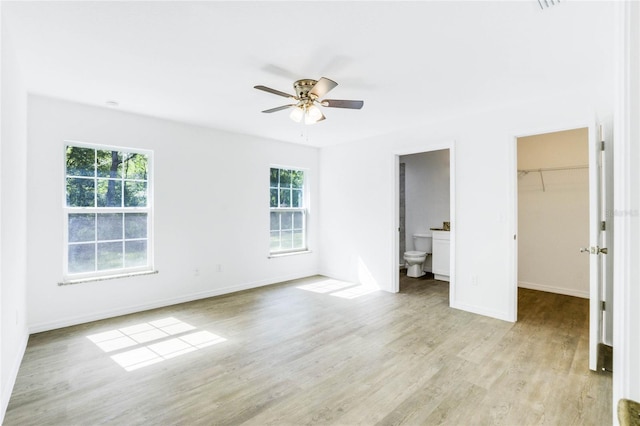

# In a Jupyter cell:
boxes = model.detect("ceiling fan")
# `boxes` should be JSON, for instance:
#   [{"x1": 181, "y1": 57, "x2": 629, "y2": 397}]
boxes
[{"x1": 254, "y1": 77, "x2": 364, "y2": 125}]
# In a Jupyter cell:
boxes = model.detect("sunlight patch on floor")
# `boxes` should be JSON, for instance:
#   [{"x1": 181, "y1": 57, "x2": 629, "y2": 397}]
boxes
[
  {"x1": 296, "y1": 279, "x2": 355, "y2": 294},
  {"x1": 330, "y1": 285, "x2": 379, "y2": 299},
  {"x1": 87, "y1": 317, "x2": 226, "y2": 371},
  {"x1": 296, "y1": 277, "x2": 379, "y2": 299}
]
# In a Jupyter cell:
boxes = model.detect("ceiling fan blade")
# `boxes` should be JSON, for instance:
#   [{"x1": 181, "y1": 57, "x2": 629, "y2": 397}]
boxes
[
  {"x1": 262, "y1": 104, "x2": 295, "y2": 113},
  {"x1": 309, "y1": 77, "x2": 338, "y2": 98},
  {"x1": 254, "y1": 85, "x2": 296, "y2": 99},
  {"x1": 322, "y1": 99, "x2": 364, "y2": 109}
]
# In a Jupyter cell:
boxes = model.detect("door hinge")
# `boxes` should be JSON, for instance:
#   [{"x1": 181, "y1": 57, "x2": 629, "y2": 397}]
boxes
[
  {"x1": 601, "y1": 221, "x2": 606, "y2": 231},
  {"x1": 601, "y1": 140, "x2": 605, "y2": 151},
  {"x1": 601, "y1": 300, "x2": 606, "y2": 311}
]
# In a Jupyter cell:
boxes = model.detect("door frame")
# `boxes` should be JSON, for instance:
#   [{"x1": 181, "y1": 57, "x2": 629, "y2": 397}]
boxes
[
  {"x1": 508, "y1": 121, "x2": 601, "y2": 370},
  {"x1": 391, "y1": 140, "x2": 456, "y2": 304}
]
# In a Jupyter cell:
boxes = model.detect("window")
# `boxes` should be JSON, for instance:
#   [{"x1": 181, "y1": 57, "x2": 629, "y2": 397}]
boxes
[
  {"x1": 270, "y1": 167, "x2": 307, "y2": 254},
  {"x1": 64, "y1": 143, "x2": 152, "y2": 280}
]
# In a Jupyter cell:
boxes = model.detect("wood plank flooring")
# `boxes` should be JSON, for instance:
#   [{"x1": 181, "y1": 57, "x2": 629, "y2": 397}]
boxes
[{"x1": 4, "y1": 274, "x2": 612, "y2": 425}]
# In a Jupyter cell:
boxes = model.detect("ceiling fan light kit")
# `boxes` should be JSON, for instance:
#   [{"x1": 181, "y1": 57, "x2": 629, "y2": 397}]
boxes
[
  {"x1": 289, "y1": 106, "x2": 305, "y2": 123},
  {"x1": 254, "y1": 77, "x2": 363, "y2": 125}
]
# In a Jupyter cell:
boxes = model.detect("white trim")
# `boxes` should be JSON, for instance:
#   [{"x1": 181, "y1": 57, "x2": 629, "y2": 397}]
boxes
[
  {"x1": 449, "y1": 143, "x2": 457, "y2": 306},
  {"x1": 518, "y1": 281, "x2": 589, "y2": 299},
  {"x1": 268, "y1": 250, "x2": 313, "y2": 259},
  {"x1": 613, "y1": 0, "x2": 638, "y2": 411},
  {"x1": 393, "y1": 156, "x2": 400, "y2": 292},
  {"x1": 58, "y1": 269, "x2": 158, "y2": 286},
  {"x1": 508, "y1": 128, "x2": 519, "y2": 323},
  {"x1": 0, "y1": 331, "x2": 28, "y2": 424},
  {"x1": 63, "y1": 139, "x2": 153, "y2": 157},
  {"x1": 449, "y1": 301, "x2": 512, "y2": 323},
  {"x1": 29, "y1": 270, "x2": 319, "y2": 334},
  {"x1": 587, "y1": 123, "x2": 601, "y2": 372}
]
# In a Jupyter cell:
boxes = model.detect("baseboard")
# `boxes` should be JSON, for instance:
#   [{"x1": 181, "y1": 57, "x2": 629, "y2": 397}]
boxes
[
  {"x1": 1, "y1": 330, "x2": 29, "y2": 424},
  {"x1": 28, "y1": 271, "x2": 318, "y2": 334},
  {"x1": 450, "y1": 300, "x2": 513, "y2": 323},
  {"x1": 518, "y1": 281, "x2": 589, "y2": 299}
]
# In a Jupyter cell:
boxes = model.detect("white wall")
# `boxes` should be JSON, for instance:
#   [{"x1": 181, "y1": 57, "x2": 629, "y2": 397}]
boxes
[
  {"x1": 517, "y1": 129, "x2": 589, "y2": 298},
  {"x1": 26, "y1": 95, "x2": 320, "y2": 332},
  {"x1": 0, "y1": 8, "x2": 29, "y2": 421},
  {"x1": 319, "y1": 91, "x2": 612, "y2": 322},
  {"x1": 401, "y1": 150, "x2": 450, "y2": 270}
]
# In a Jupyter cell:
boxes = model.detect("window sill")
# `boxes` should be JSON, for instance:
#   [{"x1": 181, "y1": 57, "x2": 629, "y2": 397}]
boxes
[
  {"x1": 268, "y1": 250, "x2": 312, "y2": 259},
  {"x1": 59, "y1": 270, "x2": 159, "y2": 286}
]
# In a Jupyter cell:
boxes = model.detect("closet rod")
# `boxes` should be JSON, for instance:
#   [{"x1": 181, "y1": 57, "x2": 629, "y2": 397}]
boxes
[
  {"x1": 518, "y1": 164, "x2": 588, "y2": 192},
  {"x1": 517, "y1": 164, "x2": 588, "y2": 174}
]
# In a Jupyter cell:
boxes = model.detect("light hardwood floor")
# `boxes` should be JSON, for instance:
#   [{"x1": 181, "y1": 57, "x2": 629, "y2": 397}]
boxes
[{"x1": 4, "y1": 274, "x2": 611, "y2": 425}]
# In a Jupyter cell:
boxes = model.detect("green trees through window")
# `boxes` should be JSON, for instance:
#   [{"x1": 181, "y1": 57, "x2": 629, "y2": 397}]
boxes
[{"x1": 66, "y1": 146, "x2": 148, "y2": 208}]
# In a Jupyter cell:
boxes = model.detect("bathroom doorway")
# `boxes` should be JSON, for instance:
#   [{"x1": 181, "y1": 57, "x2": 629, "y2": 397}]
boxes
[{"x1": 393, "y1": 144, "x2": 455, "y2": 299}]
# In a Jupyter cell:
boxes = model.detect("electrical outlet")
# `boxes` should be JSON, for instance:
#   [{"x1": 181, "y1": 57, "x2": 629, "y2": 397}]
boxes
[
  {"x1": 194, "y1": 268, "x2": 200, "y2": 277},
  {"x1": 471, "y1": 275, "x2": 479, "y2": 287},
  {"x1": 216, "y1": 264, "x2": 222, "y2": 272}
]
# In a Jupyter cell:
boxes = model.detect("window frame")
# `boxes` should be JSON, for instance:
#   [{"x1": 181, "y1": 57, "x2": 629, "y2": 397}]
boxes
[
  {"x1": 62, "y1": 141, "x2": 154, "y2": 282},
  {"x1": 269, "y1": 166, "x2": 309, "y2": 256}
]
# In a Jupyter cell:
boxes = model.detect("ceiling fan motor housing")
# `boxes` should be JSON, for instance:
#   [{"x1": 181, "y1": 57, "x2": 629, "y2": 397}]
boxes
[{"x1": 294, "y1": 79, "x2": 318, "y2": 100}]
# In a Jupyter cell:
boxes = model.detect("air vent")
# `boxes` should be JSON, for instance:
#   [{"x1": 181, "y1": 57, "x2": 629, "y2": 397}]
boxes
[{"x1": 538, "y1": 0, "x2": 560, "y2": 10}]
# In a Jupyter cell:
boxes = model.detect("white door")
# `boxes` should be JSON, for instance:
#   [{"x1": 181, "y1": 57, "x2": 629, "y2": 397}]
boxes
[
  {"x1": 585, "y1": 124, "x2": 610, "y2": 371},
  {"x1": 601, "y1": 124, "x2": 614, "y2": 348}
]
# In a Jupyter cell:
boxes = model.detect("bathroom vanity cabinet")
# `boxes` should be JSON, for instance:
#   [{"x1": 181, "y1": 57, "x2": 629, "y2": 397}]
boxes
[{"x1": 432, "y1": 231, "x2": 450, "y2": 282}]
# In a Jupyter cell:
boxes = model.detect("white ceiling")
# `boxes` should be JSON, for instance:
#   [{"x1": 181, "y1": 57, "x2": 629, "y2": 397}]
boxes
[{"x1": 3, "y1": 1, "x2": 614, "y2": 147}]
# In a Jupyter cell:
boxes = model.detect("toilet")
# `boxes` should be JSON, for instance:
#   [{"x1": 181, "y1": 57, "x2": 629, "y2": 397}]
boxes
[{"x1": 404, "y1": 232, "x2": 433, "y2": 278}]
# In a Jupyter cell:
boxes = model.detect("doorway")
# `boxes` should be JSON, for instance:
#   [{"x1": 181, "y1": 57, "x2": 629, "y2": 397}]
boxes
[
  {"x1": 517, "y1": 128, "x2": 590, "y2": 299},
  {"x1": 513, "y1": 125, "x2": 613, "y2": 372},
  {"x1": 393, "y1": 143, "x2": 455, "y2": 300}
]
